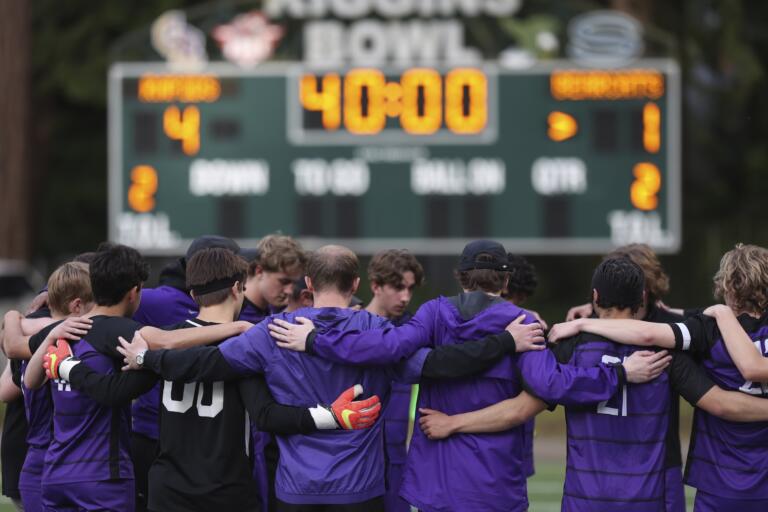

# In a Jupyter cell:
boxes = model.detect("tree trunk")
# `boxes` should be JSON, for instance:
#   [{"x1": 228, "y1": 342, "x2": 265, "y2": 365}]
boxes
[{"x1": 0, "y1": 0, "x2": 31, "y2": 260}]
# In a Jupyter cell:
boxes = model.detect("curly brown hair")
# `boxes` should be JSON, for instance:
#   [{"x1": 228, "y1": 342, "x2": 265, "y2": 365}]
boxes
[
  {"x1": 604, "y1": 244, "x2": 669, "y2": 303},
  {"x1": 713, "y1": 244, "x2": 768, "y2": 314},
  {"x1": 368, "y1": 250, "x2": 424, "y2": 289},
  {"x1": 250, "y1": 235, "x2": 307, "y2": 277}
]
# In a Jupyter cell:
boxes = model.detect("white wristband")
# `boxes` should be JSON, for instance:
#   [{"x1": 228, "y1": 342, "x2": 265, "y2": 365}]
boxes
[
  {"x1": 58, "y1": 359, "x2": 80, "y2": 382},
  {"x1": 309, "y1": 405, "x2": 338, "y2": 430}
]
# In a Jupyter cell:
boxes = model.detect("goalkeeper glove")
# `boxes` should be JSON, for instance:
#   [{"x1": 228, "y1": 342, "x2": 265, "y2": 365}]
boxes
[
  {"x1": 44, "y1": 339, "x2": 76, "y2": 380},
  {"x1": 310, "y1": 385, "x2": 381, "y2": 430}
]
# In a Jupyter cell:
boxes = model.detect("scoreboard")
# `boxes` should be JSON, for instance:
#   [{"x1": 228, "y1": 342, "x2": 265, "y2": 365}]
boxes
[{"x1": 108, "y1": 59, "x2": 680, "y2": 255}]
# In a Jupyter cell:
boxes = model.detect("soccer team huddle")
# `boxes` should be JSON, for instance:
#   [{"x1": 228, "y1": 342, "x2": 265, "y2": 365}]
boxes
[{"x1": 1, "y1": 235, "x2": 768, "y2": 512}]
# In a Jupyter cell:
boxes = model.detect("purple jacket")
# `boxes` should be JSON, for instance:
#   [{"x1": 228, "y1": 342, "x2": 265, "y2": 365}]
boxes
[
  {"x1": 217, "y1": 307, "x2": 427, "y2": 505},
  {"x1": 309, "y1": 292, "x2": 623, "y2": 512},
  {"x1": 132, "y1": 285, "x2": 199, "y2": 440}
]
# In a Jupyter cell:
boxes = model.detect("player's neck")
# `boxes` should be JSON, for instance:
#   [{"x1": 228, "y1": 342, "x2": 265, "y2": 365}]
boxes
[
  {"x1": 244, "y1": 276, "x2": 268, "y2": 310},
  {"x1": 463, "y1": 288, "x2": 502, "y2": 297},
  {"x1": 87, "y1": 304, "x2": 131, "y2": 318},
  {"x1": 366, "y1": 298, "x2": 389, "y2": 319},
  {"x1": 196, "y1": 301, "x2": 237, "y2": 324},
  {"x1": 596, "y1": 307, "x2": 633, "y2": 320},
  {"x1": 314, "y1": 290, "x2": 352, "y2": 309}
]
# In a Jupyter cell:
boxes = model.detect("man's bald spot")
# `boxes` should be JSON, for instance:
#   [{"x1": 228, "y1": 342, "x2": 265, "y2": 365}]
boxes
[{"x1": 307, "y1": 245, "x2": 359, "y2": 293}]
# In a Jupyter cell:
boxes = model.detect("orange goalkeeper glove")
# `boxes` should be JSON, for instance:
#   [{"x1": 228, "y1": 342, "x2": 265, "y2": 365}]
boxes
[
  {"x1": 44, "y1": 339, "x2": 74, "y2": 380},
  {"x1": 331, "y1": 385, "x2": 381, "y2": 430}
]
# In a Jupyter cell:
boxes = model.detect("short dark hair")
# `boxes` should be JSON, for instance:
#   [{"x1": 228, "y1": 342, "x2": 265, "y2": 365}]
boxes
[
  {"x1": 306, "y1": 245, "x2": 358, "y2": 293},
  {"x1": 504, "y1": 254, "x2": 538, "y2": 300},
  {"x1": 186, "y1": 248, "x2": 248, "y2": 307},
  {"x1": 72, "y1": 251, "x2": 98, "y2": 264},
  {"x1": 455, "y1": 253, "x2": 510, "y2": 293},
  {"x1": 89, "y1": 244, "x2": 149, "y2": 306},
  {"x1": 591, "y1": 258, "x2": 645, "y2": 313},
  {"x1": 368, "y1": 250, "x2": 424, "y2": 289}
]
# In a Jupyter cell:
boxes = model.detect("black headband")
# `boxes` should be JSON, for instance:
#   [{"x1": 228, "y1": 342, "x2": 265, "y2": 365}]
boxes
[{"x1": 190, "y1": 275, "x2": 241, "y2": 295}]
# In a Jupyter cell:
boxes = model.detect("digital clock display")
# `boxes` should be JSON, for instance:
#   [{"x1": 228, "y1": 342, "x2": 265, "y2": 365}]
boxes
[{"x1": 298, "y1": 68, "x2": 489, "y2": 138}]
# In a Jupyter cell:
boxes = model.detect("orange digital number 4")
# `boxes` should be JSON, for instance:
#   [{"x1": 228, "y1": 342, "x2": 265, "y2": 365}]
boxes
[
  {"x1": 630, "y1": 162, "x2": 661, "y2": 211},
  {"x1": 163, "y1": 105, "x2": 200, "y2": 155}
]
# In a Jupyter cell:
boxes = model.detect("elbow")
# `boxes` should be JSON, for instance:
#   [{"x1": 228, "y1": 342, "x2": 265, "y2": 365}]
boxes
[{"x1": 741, "y1": 365, "x2": 765, "y2": 382}]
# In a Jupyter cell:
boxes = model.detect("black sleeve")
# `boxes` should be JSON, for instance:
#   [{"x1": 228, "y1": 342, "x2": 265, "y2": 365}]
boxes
[
  {"x1": 238, "y1": 376, "x2": 316, "y2": 435},
  {"x1": 26, "y1": 306, "x2": 52, "y2": 320},
  {"x1": 421, "y1": 332, "x2": 517, "y2": 379},
  {"x1": 143, "y1": 346, "x2": 244, "y2": 382},
  {"x1": 683, "y1": 307, "x2": 705, "y2": 318},
  {"x1": 28, "y1": 321, "x2": 60, "y2": 355},
  {"x1": 67, "y1": 363, "x2": 158, "y2": 406},
  {"x1": 668, "y1": 352, "x2": 716, "y2": 405},
  {"x1": 10, "y1": 360, "x2": 22, "y2": 388},
  {"x1": 668, "y1": 315, "x2": 716, "y2": 356},
  {"x1": 548, "y1": 336, "x2": 579, "y2": 364}
]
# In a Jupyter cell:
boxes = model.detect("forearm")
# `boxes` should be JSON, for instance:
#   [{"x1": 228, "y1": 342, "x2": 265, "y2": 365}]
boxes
[
  {"x1": 309, "y1": 325, "x2": 431, "y2": 365},
  {"x1": 447, "y1": 392, "x2": 546, "y2": 435},
  {"x1": 0, "y1": 363, "x2": 21, "y2": 402},
  {"x1": 421, "y1": 332, "x2": 515, "y2": 380},
  {"x1": 67, "y1": 363, "x2": 158, "y2": 406},
  {"x1": 519, "y1": 350, "x2": 625, "y2": 406},
  {"x1": 143, "y1": 346, "x2": 245, "y2": 382},
  {"x1": 712, "y1": 309, "x2": 768, "y2": 381},
  {"x1": 697, "y1": 388, "x2": 768, "y2": 422},
  {"x1": 576, "y1": 318, "x2": 676, "y2": 348},
  {"x1": 142, "y1": 323, "x2": 246, "y2": 350},
  {"x1": 239, "y1": 378, "x2": 316, "y2": 435},
  {"x1": 3, "y1": 312, "x2": 32, "y2": 359}
]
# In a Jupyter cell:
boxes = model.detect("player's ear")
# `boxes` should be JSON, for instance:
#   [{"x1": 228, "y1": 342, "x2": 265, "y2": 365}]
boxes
[
  {"x1": 370, "y1": 280, "x2": 381, "y2": 295},
  {"x1": 68, "y1": 297, "x2": 82, "y2": 315},
  {"x1": 305, "y1": 276, "x2": 314, "y2": 293},
  {"x1": 592, "y1": 288, "x2": 599, "y2": 305},
  {"x1": 351, "y1": 277, "x2": 361, "y2": 294}
]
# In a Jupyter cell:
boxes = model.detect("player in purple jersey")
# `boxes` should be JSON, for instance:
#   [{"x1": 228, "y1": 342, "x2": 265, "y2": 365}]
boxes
[
  {"x1": 565, "y1": 244, "x2": 689, "y2": 511},
  {"x1": 363, "y1": 250, "x2": 424, "y2": 512},
  {"x1": 549, "y1": 244, "x2": 768, "y2": 511},
  {"x1": 16, "y1": 244, "x2": 252, "y2": 512},
  {"x1": 116, "y1": 244, "x2": 548, "y2": 511},
  {"x1": 269, "y1": 240, "x2": 670, "y2": 512}
]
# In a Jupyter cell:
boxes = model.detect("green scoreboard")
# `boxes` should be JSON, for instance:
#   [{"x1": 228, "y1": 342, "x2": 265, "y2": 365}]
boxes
[{"x1": 108, "y1": 59, "x2": 680, "y2": 254}]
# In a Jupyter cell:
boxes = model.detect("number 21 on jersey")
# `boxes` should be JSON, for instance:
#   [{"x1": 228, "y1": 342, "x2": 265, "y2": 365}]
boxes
[{"x1": 163, "y1": 381, "x2": 224, "y2": 418}]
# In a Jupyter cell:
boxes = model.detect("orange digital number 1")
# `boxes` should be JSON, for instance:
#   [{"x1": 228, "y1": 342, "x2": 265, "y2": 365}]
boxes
[{"x1": 163, "y1": 105, "x2": 200, "y2": 155}]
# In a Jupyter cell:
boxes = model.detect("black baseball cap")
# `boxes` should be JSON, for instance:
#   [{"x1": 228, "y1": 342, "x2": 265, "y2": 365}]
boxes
[
  {"x1": 185, "y1": 235, "x2": 241, "y2": 260},
  {"x1": 457, "y1": 240, "x2": 510, "y2": 271}
]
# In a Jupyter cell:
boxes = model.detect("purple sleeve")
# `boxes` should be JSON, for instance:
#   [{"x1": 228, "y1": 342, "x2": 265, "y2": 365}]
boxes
[
  {"x1": 387, "y1": 347, "x2": 430, "y2": 384},
  {"x1": 310, "y1": 301, "x2": 438, "y2": 365},
  {"x1": 218, "y1": 324, "x2": 271, "y2": 375},
  {"x1": 518, "y1": 349, "x2": 622, "y2": 406}
]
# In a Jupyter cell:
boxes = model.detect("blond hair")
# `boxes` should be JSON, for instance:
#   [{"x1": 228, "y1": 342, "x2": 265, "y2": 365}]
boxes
[
  {"x1": 47, "y1": 262, "x2": 93, "y2": 316},
  {"x1": 605, "y1": 244, "x2": 670, "y2": 302},
  {"x1": 250, "y1": 235, "x2": 306, "y2": 276},
  {"x1": 713, "y1": 244, "x2": 768, "y2": 314}
]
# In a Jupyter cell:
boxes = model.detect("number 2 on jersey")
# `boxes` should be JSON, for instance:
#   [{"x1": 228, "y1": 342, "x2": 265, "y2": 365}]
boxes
[
  {"x1": 163, "y1": 381, "x2": 224, "y2": 418},
  {"x1": 597, "y1": 355, "x2": 628, "y2": 416}
]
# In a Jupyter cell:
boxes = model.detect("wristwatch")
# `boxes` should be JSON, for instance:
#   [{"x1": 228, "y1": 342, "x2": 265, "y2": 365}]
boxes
[{"x1": 135, "y1": 349, "x2": 148, "y2": 368}]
